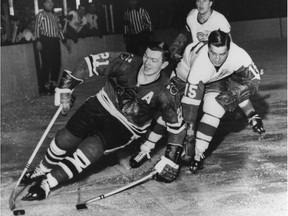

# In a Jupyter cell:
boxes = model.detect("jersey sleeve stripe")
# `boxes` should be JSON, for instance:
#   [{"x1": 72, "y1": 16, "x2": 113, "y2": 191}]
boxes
[{"x1": 84, "y1": 56, "x2": 94, "y2": 77}]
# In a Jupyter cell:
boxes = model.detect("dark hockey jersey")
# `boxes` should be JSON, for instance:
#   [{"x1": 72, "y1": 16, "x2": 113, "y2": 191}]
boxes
[{"x1": 72, "y1": 52, "x2": 185, "y2": 143}]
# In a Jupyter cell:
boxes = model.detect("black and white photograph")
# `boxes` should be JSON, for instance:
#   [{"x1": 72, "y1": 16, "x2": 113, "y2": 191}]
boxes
[{"x1": 1, "y1": 0, "x2": 287, "y2": 215}]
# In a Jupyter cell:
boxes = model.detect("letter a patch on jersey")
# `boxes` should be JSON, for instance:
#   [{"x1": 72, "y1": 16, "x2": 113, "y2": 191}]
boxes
[{"x1": 141, "y1": 91, "x2": 154, "y2": 104}]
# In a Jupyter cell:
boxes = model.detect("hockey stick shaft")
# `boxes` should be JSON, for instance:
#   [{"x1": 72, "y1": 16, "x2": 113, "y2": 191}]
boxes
[
  {"x1": 9, "y1": 105, "x2": 63, "y2": 211},
  {"x1": 80, "y1": 170, "x2": 157, "y2": 206}
]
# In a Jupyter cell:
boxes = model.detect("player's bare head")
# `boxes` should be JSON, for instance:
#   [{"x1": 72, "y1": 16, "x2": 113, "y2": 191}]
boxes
[
  {"x1": 142, "y1": 41, "x2": 170, "y2": 76},
  {"x1": 146, "y1": 41, "x2": 170, "y2": 63},
  {"x1": 43, "y1": 0, "x2": 54, "y2": 11},
  {"x1": 207, "y1": 30, "x2": 230, "y2": 66},
  {"x1": 208, "y1": 30, "x2": 231, "y2": 50},
  {"x1": 128, "y1": 0, "x2": 139, "y2": 8},
  {"x1": 196, "y1": 0, "x2": 214, "y2": 11}
]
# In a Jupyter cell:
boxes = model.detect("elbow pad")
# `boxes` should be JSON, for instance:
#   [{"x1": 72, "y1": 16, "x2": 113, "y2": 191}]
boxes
[{"x1": 58, "y1": 70, "x2": 83, "y2": 90}]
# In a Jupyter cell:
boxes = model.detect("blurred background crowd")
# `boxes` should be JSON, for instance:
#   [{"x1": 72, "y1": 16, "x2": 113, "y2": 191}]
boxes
[{"x1": 1, "y1": 0, "x2": 286, "y2": 46}]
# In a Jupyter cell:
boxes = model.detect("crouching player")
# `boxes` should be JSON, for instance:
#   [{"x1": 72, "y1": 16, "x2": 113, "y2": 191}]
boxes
[
  {"x1": 21, "y1": 41, "x2": 186, "y2": 200},
  {"x1": 180, "y1": 30, "x2": 263, "y2": 173}
]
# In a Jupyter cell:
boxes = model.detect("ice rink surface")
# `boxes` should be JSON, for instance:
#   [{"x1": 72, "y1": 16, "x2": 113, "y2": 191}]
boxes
[{"x1": 1, "y1": 38, "x2": 287, "y2": 216}]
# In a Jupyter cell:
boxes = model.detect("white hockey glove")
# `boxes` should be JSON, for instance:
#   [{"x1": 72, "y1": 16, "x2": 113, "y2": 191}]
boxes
[
  {"x1": 54, "y1": 88, "x2": 74, "y2": 115},
  {"x1": 154, "y1": 143, "x2": 183, "y2": 183},
  {"x1": 154, "y1": 156, "x2": 179, "y2": 183}
]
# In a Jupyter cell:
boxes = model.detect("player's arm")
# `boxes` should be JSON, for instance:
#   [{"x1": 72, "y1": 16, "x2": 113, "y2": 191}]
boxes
[
  {"x1": 154, "y1": 90, "x2": 186, "y2": 183},
  {"x1": 216, "y1": 62, "x2": 261, "y2": 112},
  {"x1": 55, "y1": 52, "x2": 134, "y2": 114}
]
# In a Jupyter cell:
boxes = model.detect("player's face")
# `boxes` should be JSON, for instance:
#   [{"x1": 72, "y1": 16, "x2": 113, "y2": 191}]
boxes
[
  {"x1": 196, "y1": 0, "x2": 212, "y2": 14},
  {"x1": 43, "y1": 0, "x2": 54, "y2": 11},
  {"x1": 208, "y1": 44, "x2": 229, "y2": 67},
  {"x1": 142, "y1": 48, "x2": 168, "y2": 77}
]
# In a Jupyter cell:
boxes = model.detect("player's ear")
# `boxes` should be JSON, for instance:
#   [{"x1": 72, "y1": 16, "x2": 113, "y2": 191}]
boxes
[
  {"x1": 209, "y1": 0, "x2": 213, "y2": 7},
  {"x1": 161, "y1": 61, "x2": 169, "y2": 70}
]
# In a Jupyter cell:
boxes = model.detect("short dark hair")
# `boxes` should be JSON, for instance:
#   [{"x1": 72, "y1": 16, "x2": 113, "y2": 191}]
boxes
[
  {"x1": 208, "y1": 30, "x2": 231, "y2": 50},
  {"x1": 146, "y1": 41, "x2": 170, "y2": 62}
]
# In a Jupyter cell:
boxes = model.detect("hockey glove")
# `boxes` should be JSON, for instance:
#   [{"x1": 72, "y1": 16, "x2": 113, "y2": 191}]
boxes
[
  {"x1": 54, "y1": 88, "x2": 75, "y2": 115},
  {"x1": 216, "y1": 90, "x2": 239, "y2": 112},
  {"x1": 154, "y1": 143, "x2": 183, "y2": 183},
  {"x1": 120, "y1": 53, "x2": 134, "y2": 63},
  {"x1": 154, "y1": 156, "x2": 179, "y2": 183},
  {"x1": 248, "y1": 112, "x2": 265, "y2": 134}
]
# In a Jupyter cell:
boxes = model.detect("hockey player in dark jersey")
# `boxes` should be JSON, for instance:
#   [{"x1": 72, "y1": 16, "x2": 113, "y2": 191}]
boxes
[{"x1": 21, "y1": 41, "x2": 186, "y2": 201}]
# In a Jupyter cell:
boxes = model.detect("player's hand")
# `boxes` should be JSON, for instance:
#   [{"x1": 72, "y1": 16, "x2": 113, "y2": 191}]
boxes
[
  {"x1": 216, "y1": 90, "x2": 239, "y2": 112},
  {"x1": 54, "y1": 88, "x2": 75, "y2": 115},
  {"x1": 248, "y1": 112, "x2": 265, "y2": 134},
  {"x1": 120, "y1": 53, "x2": 133, "y2": 63},
  {"x1": 154, "y1": 156, "x2": 179, "y2": 183}
]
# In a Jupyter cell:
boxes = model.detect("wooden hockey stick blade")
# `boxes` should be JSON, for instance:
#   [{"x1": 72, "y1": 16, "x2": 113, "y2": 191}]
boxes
[
  {"x1": 13, "y1": 209, "x2": 25, "y2": 215},
  {"x1": 76, "y1": 203, "x2": 88, "y2": 210},
  {"x1": 8, "y1": 105, "x2": 63, "y2": 211},
  {"x1": 76, "y1": 170, "x2": 157, "y2": 210}
]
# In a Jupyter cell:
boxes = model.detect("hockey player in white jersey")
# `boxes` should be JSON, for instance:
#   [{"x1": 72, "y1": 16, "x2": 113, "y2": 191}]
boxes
[
  {"x1": 130, "y1": 0, "x2": 264, "y2": 168},
  {"x1": 180, "y1": 30, "x2": 262, "y2": 173},
  {"x1": 186, "y1": 0, "x2": 231, "y2": 43}
]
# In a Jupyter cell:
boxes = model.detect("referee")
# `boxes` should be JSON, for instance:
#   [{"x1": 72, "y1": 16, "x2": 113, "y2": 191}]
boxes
[
  {"x1": 123, "y1": 0, "x2": 152, "y2": 56},
  {"x1": 35, "y1": 0, "x2": 62, "y2": 95}
]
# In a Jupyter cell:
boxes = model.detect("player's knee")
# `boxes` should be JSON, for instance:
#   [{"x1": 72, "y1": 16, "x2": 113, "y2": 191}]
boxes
[
  {"x1": 203, "y1": 92, "x2": 225, "y2": 118},
  {"x1": 78, "y1": 135, "x2": 105, "y2": 163},
  {"x1": 55, "y1": 127, "x2": 82, "y2": 150}
]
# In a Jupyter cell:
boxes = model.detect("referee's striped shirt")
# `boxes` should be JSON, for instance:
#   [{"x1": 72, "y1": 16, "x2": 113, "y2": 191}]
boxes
[
  {"x1": 124, "y1": 8, "x2": 152, "y2": 35},
  {"x1": 35, "y1": 10, "x2": 60, "y2": 39}
]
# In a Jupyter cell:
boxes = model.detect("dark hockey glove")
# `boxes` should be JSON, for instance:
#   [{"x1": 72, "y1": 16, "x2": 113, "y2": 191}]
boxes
[
  {"x1": 248, "y1": 112, "x2": 265, "y2": 134},
  {"x1": 216, "y1": 90, "x2": 239, "y2": 112},
  {"x1": 154, "y1": 144, "x2": 183, "y2": 183},
  {"x1": 120, "y1": 53, "x2": 134, "y2": 63}
]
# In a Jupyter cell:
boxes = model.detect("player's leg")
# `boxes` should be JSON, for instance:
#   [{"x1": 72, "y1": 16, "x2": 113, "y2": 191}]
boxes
[
  {"x1": 21, "y1": 97, "x2": 101, "y2": 185},
  {"x1": 23, "y1": 135, "x2": 105, "y2": 201},
  {"x1": 190, "y1": 91, "x2": 226, "y2": 173},
  {"x1": 20, "y1": 128, "x2": 82, "y2": 185}
]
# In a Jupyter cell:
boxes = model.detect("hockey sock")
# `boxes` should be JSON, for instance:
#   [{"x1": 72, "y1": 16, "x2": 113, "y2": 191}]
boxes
[
  {"x1": 195, "y1": 113, "x2": 220, "y2": 160},
  {"x1": 239, "y1": 99, "x2": 255, "y2": 117},
  {"x1": 42, "y1": 138, "x2": 67, "y2": 169}
]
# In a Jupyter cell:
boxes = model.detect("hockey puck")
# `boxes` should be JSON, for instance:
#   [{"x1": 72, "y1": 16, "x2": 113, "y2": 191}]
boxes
[
  {"x1": 76, "y1": 203, "x2": 88, "y2": 210},
  {"x1": 13, "y1": 209, "x2": 25, "y2": 215}
]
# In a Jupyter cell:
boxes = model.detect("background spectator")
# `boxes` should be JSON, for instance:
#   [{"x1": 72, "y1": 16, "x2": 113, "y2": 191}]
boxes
[
  {"x1": 85, "y1": 2, "x2": 103, "y2": 38},
  {"x1": 63, "y1": 4, "x2": 88, "y2": 43}
]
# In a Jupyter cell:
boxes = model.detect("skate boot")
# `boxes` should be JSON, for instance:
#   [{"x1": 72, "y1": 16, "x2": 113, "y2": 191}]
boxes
[
  {"x1": 20, "y1": 161, "x2": 50, "y2": 185},
  {"x1": 129, "y1": 150, "x2": 151, "y2": 168},
  {"x1": 189, "y1": 159, "x2": 204, "y2": 174},
  {"x1": 22, "y1": 176, "x2": 50, "y2": 201}
]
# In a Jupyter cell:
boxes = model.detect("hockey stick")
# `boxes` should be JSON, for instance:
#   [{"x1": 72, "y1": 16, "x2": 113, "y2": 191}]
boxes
[
  {"x1": 76, "y1": 170, "x2": 157, "y2": 210},
  {"x1": 9, "y1": 105, "x2": 63, "y2": 211}
]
